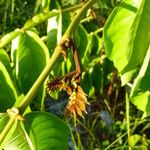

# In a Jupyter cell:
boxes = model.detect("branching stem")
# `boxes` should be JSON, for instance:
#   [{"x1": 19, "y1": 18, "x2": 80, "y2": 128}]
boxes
[{"x1": 0, "y1": 0, "x2": 97, "y2": 145}]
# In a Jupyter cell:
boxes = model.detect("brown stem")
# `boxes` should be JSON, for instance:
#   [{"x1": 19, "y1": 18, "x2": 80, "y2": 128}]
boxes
[{"x1": 71, "y1": 38, "x2": 81, "y2": 73}]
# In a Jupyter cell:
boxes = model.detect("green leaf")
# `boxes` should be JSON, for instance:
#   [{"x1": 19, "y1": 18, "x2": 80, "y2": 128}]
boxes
[
  {"x1": 82, "y1": 33, "x2": 100, "y2": 65},
  {"x1": 47, "y1": 29, "x2": 57, "y2": 53},
  {"x1": 47, "y1": 13, "x2": 72, "y2": 77},
  {"x1": 129, "y1": 134, "x2": 142, "y2": 147},
  {"x1": 130, "y1": 47, "x2": 150, "y2": 115},
  {"x1": 0, "y1": 49, "x2": 12, "y2": 75},
  {"x1": 1, "y1": 112, "x2": 69, "y2": 149},
  {"x1": 91, "y1": 64, "x2": 102, "y2": 93},
  {"x1": 0, "y1": 29, "x2": 21, "y2": 48},
  {"x1": 0, "y1": 62, "x2": 18, "y2": 112},
  {"x1": 17, "y1": 31, "x2": 49, "y2": 109},
  {"x1": 0, "y1": 113, "x2": 18, "y2": 149},
  {"x1": 81, "y1": 71, "x2": 94, "y2": 96},
  {"x1": 104, "y1": 0, "x2": 142, "y2": 85},
  {"x1": 24, "y1": 112, "x2": 70, "y2": 150},
  {"x1": 122, "y1": 0, "x2": 150, "y2": 82},
  {"x1": 75, "y1": 25, "x2": 88, "y2": 63},
  {"x1": 0, "y1": 114, "x2": 34, "y2": 149},
  {"x1": 3, "y1": 123, "x2": 34, "y2": 150}
]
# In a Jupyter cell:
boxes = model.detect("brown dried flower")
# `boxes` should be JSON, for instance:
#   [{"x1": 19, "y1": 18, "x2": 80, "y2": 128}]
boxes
[{"x1": 65, "y1": 86, "x2": 89, "y2": 126}]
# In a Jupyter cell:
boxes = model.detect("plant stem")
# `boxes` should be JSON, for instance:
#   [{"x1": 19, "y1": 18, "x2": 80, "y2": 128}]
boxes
[
  {"x1": 72, "y1": 38, "x2": 81, "y2": 73},
  {"x1": 19, "y1": 0, "x2": 97, "y2": 114},
  {"x1": 18, "y1": 45, "x2": 62, "y2": 114},
  {"x1": 126, "y1": 87, "x2": 131, "y2": 149},
  {"x1": 64, "y1": 0, "x2": 97, "y2": 38},
  {"x1": 0, "y1": 117, "x2": 16, "y2": 145},
  {"x1": 0, "y1": 0, "x2": 97, "y2": 145},
  {"x1": 62, "y1": 3, "x2": 83, "y2": 13},
  {"x1": 104, "y1": 132, "x2": 128, "y2": 150},
  {"x1": 77, "y1": 119, "x2": 96, "y2": 141}
]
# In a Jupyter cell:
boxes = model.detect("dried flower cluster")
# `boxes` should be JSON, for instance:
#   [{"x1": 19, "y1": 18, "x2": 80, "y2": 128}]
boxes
[
  {"x1": 65, "y1": 86, "x2": 89, "y2": 126},
  {"x1": 47, "y1": 76, "x2": 89, "y2": 126}
]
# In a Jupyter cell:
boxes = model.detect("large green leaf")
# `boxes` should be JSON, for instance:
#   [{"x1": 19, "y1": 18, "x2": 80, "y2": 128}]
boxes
[
  {"x1": 17, "y1": 31, "x2": 49, "y2": 109},
  {"x1": 104, "y1": 0, "x2": 150, "y2": 115},
  {"x1": 24, "y1": 112, "x2": 69, "y2": 150},
  {"x1": 104, "y1": 0, "x2": 142, "y2": 85},
  {"x1": 0, "y1": 49, "x2": 12, "y2": 75},
  {"x1": 2, "y1": 122, "x2": 33, "y2": 150},
  {"x1": 0, "y1": 62, "x2": 18, "y2": 112},
  {"x1": 130, "y1": 47, "x2": 150, "y2": 116},
  {"x1": 122, "y1": 0, "x2": 150, "y2": 81},
  {"x1": 1, "y1": 112, "x2": 69, "y2": 149},
  {"x1": 0, "y1": 114, "x2": 33, "y2": 149},
  {"x1": 0, "y1": 113, "x2": 19, "y2": 149}
]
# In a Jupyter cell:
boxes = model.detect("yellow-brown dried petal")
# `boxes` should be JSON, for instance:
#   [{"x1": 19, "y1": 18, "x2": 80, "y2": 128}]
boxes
[
  {"x1": 76, "y1": 98, "x2": 86, "y2": 112},
  {"x1": 74, "y1": 105, "x2": 84, "y2": 118}
]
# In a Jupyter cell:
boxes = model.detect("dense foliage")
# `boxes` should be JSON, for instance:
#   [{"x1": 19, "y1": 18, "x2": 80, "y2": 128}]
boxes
[{"x1": 0, "y1": 0, "x2": 150, "y2": 149}]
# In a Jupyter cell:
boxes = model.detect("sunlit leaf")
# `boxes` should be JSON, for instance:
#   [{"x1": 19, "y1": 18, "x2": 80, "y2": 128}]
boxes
[
  {"x1": 17, "y1": 30, "x2": 49, "y2": 110},
  {"x1": 104, "y1": 0, "x2": 142, "y2": 85},
  {"x1": 0, "y1": 113, "x2": 18, "y2": 148},
  {"x1": 122, "y1": 0, "x2": 150, "y2": 82},
  {"x1": 129, "y1": 134, "x2": 141, "y2": 147},
  {"x1": 2, "y1": 122, "x2": 34, "y2": 150},
  {"x1": 130, "y1": 47, "x2": 150, "y2": 116}
]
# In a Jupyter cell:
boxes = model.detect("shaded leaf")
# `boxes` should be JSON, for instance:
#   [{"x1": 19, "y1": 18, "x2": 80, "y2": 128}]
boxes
[
  {"x1": 0, "y1": 62, "x2": 18, "y2": 112},
  {"x1": 75, "y1": 25, "x2": 88, "y2": 62},
  {"x1": 0, "y1": 49, "x2": 12, "y2": 75}
]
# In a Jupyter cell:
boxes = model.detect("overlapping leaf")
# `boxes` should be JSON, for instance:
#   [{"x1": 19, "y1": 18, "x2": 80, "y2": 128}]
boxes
[
  {"x1": 24, "y1": 112, "x2": 69, "y2": 150},
  {"x1": 104, "y1": 0, "x2": 142, "y2": 85},
  {"x1": 104, "y1": 0, "x2": 150, "y2": 115},
  {"x1": 1, "y1": 112, "x2": 69, "y2": 150},
  {"x1": 130, "y1": 47, "x2": 150, "y2": 116},
  {"x1": 0, "y1": 62, "x2": 18, "y2": 111},
  {"x1": 16, "y1": 30, "x2": 49, "y2": 109}
]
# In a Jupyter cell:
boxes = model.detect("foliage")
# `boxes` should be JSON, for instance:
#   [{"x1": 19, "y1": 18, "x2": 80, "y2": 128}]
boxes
[{"x1": 0, "y1": 0, "x2": 150, "y2": 149}]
